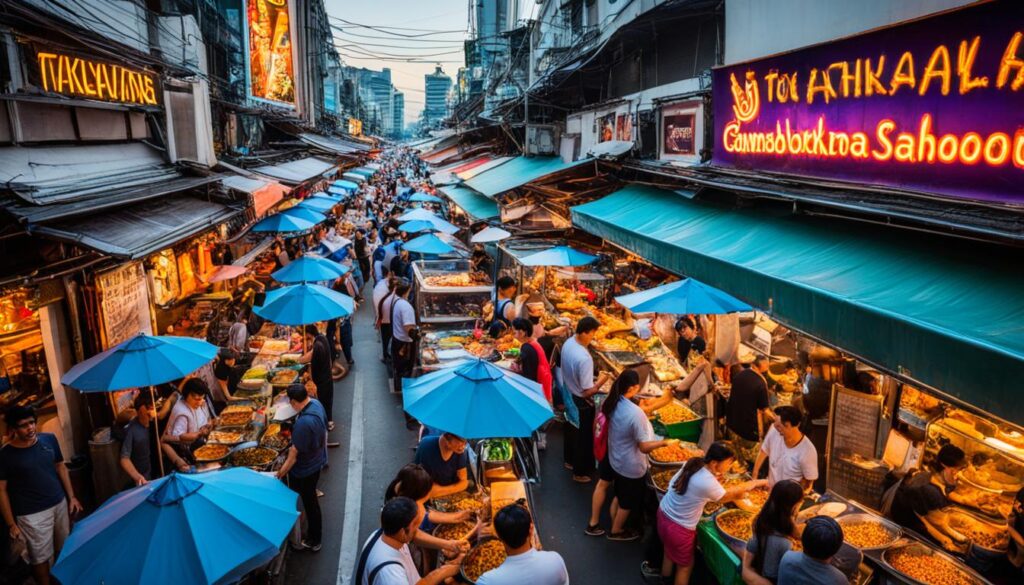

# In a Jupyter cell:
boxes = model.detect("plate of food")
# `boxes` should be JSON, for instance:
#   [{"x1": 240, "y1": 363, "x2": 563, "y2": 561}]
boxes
[
  {"x1": 836, "y1": 514, "x2": 902, "y2": 550},
  {"x1": 649, "y1": 442, "x2": 703, "y2": 466},
  {"x1": 193, "y1": 443, "x2": 232, "y2": 462},
  {"x1": 461, "y1": 538, "x2": 507, "y2": 584}
]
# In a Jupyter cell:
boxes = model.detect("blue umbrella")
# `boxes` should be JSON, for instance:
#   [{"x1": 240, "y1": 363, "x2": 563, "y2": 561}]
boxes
[
  {"x1": 397, "y1": 208, "x2": 439, "y2": 222},
  {"x1": 272, "y1": 255, "x2": 350, "y2": 283},
  {"x1": 251, "y1": 211, "x2": 317, "y2": 233},
  {"x1": 615, "y1": 278, "x2": 753, "y2": 314},
  {"x1": 398, "y1": 220, "x2": 437, "y2": 233},
  {"x1": 332, "y1": 179, "x2": 360, "y2": 190},
  {"x1": 279, "y1": 205, "x2": 327, "y2": 224},
  {"x1": 397, "y1": 185, "x2": 414, "y2": 197},
  {"x1": 402, "y1": 359, "x2": 553, "y2": 438},
  {"x1": 53, "y1": 469, "x2": 298, "y2": 585},
  {"x1": 403, "y1": 233, "x2": 455, "y2": 255},
  {"x1": 253, "y1": 283, "x2": 354, "y2": 325},
  {"x1": 61, "y1": 334, "x2": 218, "y2": 392},
  {"x1": 298, "y1": 196, "x2": 340, "y2": 213},
  {"x1": 409, "y1": 192, "x2": 443, "y2": 203},
  {"x1": 519, "y1": 245, "x2": 598, "y2": 267}
]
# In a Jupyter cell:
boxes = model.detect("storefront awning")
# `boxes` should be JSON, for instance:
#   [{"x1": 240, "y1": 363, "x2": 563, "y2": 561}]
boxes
[
  {"x1": 350, "y1": 167, "x2": 376, "y2": 177},
  {"x1": 0, "y1": 143, "x2": 220, "y2": 223},
  {"x1": 457, "y1": 157, "x2": 513, "y2": 181},
  {"x1": 571, "y1": 185, "x2": 1024, "y2": 422},
  {"x1": 33, "y1": 197, "x2": 242, "y2": 259},
  {"x1": 298, "y1": 133, "x2": 367, "y2": 155},
  {"x1": 250, "y1": 157, "x2": 336, "y2": 186},
  {"x1": 439, "y1": 186, "x2": 499, "y2": 221},
  {"x1": 220, "y1": 175, "x2": 289, "y2": 217},
  {"x1": 463, "y1": 156, "x2": 593, "y2": 198},
  {"x1": 342, "y1": 172, "x2": 366, "y2": 183}
]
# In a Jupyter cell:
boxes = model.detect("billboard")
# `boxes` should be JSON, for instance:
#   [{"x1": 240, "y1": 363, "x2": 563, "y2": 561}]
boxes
[
  {"x1": 29, "y1": 45, "x2": 158, "y2": 106},
  {"x1": 244, "y1": 0, "x2": 297, "y2": 107},
  {"x1": 712, "y1": 1, "x2": 1024, "y2": 205}
]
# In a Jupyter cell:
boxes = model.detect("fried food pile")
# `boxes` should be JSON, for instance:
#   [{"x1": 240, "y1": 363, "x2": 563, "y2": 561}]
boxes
[
  {"x1": 462, "y1": 539, "x2": 507, "y2": 582},
  {"x1": 839, "y1": 520, "x2": 896, "y2": 549},
  {"x1": 887, "y1": 547, "x2": 975, "y2": 585},
  {"x1": 717, "y1": 510, "x2": 754, "y2": 541},
  {"x1": 651, "y1": 443, "x2": 703, "y2": 463},
  {"x1": 654, "y1": 403, "x2": 699, "y2": 425}
]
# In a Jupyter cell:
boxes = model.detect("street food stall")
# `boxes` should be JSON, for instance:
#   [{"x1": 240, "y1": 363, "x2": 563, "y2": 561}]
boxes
[{"x1": 412, "y1": 259, "x2": 492, "y2": 327}]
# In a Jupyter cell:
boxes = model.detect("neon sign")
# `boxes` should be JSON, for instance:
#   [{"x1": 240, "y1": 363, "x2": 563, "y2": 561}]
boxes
[
  {"x1": 712, "y1": 1, "x2": 1024, "y2": 205},
  {"x1": 35, "y1": 52, "x2": 158, "y2": 106}
]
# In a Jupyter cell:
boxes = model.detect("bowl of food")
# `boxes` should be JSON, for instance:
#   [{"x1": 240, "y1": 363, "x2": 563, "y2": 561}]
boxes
[
  {"x1": 460, "y1": 538, "x2": 507, "y2": 583},
  {"x1": 883, "y1": 542, "x2": 985, "y2": 585},
  {"x1": 650, "y1": 467, "x2": 678, "y2": 493},
  {"x1": 836, "y1": 513, "x2": 901, "y2": 551},
  {"x1": 230, "y1": 446, "x2": 279, "y2": 470},
  {"x1": 430, "y1": 491, "x2": 485, "y2": 514},
  {"x1": 193, "y1": 443, "x2": 232, "y2": 463},
  {"x1": 715, "y1": 509, "x2": 755, "y2": 548},
  {"x1": 648, "y1": 442, "x2": 703, "y2": 466},
  {"x1": 432, "y1": 520, "x2": 477, "y2": 542}
]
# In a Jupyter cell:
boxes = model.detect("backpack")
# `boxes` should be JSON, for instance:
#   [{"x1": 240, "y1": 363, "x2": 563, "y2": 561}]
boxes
[{"x1": 593, "y1": 410, "x2": 609, "y2": 461}]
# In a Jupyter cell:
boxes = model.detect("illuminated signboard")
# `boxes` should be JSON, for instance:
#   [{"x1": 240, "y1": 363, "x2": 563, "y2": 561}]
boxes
[
  {"x1": 712, "y1": 1, "x2": 1024, "y2": 205},
  {"x1": 348, "y1": 118, "x2": 363, "y2": 137},
  {"x1": 33, "y1": 50, "x2": 158, "y2": 106},
  {"x1": 244, "y1": 0, "x2": 297, "y2": 107}
]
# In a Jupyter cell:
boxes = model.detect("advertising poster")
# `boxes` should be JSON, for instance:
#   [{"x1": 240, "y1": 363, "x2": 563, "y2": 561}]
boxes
[
  {"x1": 246, "y1": 0, "x2": 296, "y2": 107},
  {"x1": 96, "y1": 262, "x2": 153, "y2": 350},
  {"x1": 616, "y1": 113, "x2": 633, "y2": 141},
  {"x1": 664, "y1": 113, "x2": 696, "y2": 155},
  {"x1": 598, "y1": 112, "x2": 616, "y2": 143},
  {"x1": 711, "y1": 0, "x2": 1024, "y2": 204}
]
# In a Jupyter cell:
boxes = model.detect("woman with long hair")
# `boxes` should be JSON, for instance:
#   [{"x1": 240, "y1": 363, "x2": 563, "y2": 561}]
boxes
[
  {"x1": 658, "y1": 442, "x2": 766, "y2": 585},
  {"x1": 587, "y1": 369, "x2": 675, "y2": 540},
  {"x1": 742, "y1": 480, "x2": 805, "y2": 585},
  {"x1": 384, "y1": 464, "x2": 472, "y2": 567}
]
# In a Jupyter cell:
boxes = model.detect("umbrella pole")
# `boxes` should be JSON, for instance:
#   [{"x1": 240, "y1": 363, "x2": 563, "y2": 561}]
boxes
[{"x1": 151, "y1": 386, "x2": 166, "y2": 477}]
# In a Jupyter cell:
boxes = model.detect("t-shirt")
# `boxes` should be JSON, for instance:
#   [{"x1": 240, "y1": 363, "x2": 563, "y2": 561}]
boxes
[
  {"x1": 890, "y1": 470, "x2": 948, "y2": 537},
  {"x1": 413, "y1": 435, "x2": 467, "y2": 486},
  {"x1": 391, "y1": 298, "x2": 416, "y2": 343},
  {"x1": 777, "y1": 551, "x2": 847, "y2": 585},
  {"x1": 476, "y1": 549, "x2": 570, "y2": 585},
  {"x1": 360, "y1": 534, "x2": 419, "y2": 585},
  {"x1": 290, "y1": 401, "x2": 327, "y2": 479},
  {"x1": 560, "y1": 336, "x2": 594, "y2": 398},
  {"x1": 746, "y1": 532, "x2": 793, "y2": 580},
  {"x1": 167, "y1": 400, "x2": 212, "y2": 439},
  {"x1": 726, "y1": 368, "x2": 770, "y2": 441},
  {"x1": 119, "y1": 418, "x2": 152, "y2": 480},
  {"x1": 761, "y1": 426, "x2": 818, "y2": 486},
  {"x1": 372, "y1": 279, "x2": 391, "y2": 320},
  {"x1": 227, "y1": 322, "x2": 248, "y2": 352},
  {"x1": 608, "y1": 400, "x2": 655, "y2": 479},
  {"x1": 659, "y1": 467, "x2": 726, "y2": 529},
  {"x1": 310, "y1": 334, "x2": 333, "y2": 387},
  {"x1": 677, "y1": 335, "x2": 706, "y2": 361},
  {"x1": 0, "y1": 433, "x2": 66, "y2": 516}
]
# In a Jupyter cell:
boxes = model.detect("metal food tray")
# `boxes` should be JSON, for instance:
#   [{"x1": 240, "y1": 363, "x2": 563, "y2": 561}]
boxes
[
  {"x1": 836, "y1": 512, "x2": 903, "y2": 551},
  {"x1": 714, "y1": 508, "x2": 755, "y2": 549},
  {"x1": 881, "y1": 541, "x2": 990, "y2": 585},
  {"x1": 460, "y1": 537, "x2": 505, "y2": 585},
  {"x1": 599, "y1": 350, "x2": 645, "y2": 367},
  {"x1": 946, "y1": 507, "x2": 1010, "y2": 554}
]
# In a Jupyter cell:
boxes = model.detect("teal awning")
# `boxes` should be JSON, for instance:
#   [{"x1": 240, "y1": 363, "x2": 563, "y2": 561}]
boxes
[
  {"x1": 439, "y1": 186, "x2": 499, "y2": 221},
  {"x1": 572, "y1": 185, "x2": 1024, "y2": 422},
  {"x1": 350, "y1": 167, "x2": 375, "y2": 177},
  {"x1": 463, "y1": 156, "x2": 592, "y2": 198}
]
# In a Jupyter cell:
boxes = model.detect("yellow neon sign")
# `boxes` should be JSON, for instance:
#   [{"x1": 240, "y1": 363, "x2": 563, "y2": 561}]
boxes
[{"x1": 36, "y1": 52, "x2": 158, "y2": 106}]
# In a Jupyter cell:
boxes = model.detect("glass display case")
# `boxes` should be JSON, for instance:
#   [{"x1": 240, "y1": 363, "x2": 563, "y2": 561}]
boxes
[{"x1": 412, "y1": 260, "x2": 492, "y2": 325}]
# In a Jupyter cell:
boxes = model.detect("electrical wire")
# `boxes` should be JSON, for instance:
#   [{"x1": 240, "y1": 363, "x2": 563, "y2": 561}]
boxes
[
  {"x1": 329, "y1": 16, "x2": 467, "y2": 37},
  {"x1": 337, "y1": 44, "x2": 464, "y2": 59}
]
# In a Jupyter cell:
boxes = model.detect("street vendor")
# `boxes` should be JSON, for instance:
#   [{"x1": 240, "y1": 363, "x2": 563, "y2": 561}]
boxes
[
  {"x1": 888, "y1": 444, "x2": 969, "y2": 548},
  {"x1": 163, "y1": 378, "x2": 215, "y2": 454},
  {"x1": 492, "y1": 276, "x2": 518, "y2": 327},
  {"x1": 753, "y1": 406, "x2": 818, "y2": 490},
  {"x1": 674, "y1": 317, "x2": 706, "y2": 364},
  {"x1": 413, "y1": 432, "x2": 469, "y2": 499}
]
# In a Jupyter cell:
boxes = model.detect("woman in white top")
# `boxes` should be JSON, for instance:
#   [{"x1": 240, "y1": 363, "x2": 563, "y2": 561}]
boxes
[{"x1": 658, "y1": 442, "x2": 765, "y2": 585}]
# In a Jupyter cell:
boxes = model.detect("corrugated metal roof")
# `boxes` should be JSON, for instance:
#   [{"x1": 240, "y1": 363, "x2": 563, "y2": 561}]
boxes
[
  {"x1": 298, "y1": 133, "x2": 367, "y2": 155},
  {"x1": 250, "y1": 157, "x2": 336, "y2": 185},
  {"x1": 463, "y1": 156, "x2": 593, "y2": 197},
  {"x1": 0, "y1": 143, "x2": 182, "y2": 207},
  {"x1": 32, "y1": 197, "x2": 241, "y2": 259},
  {"x1": 439, "y1": 186, "x2": 499, "y2": 221}
]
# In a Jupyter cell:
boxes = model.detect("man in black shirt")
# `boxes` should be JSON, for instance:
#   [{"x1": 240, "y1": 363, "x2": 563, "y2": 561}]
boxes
[
  {"x1": 890, "y1": 444, "x2": 967, "y2": 548},
  {"x1": 120, "y1": 393, "x2": 156, "y2": 486},
  {"x1": 302, "y1": 325, "x2": 336, "y2": 433},
  {"x1": 353, "y1": 228, "x2": 371, "y2": 286},
  {"x1": 675, "y1": 317, "x2": 706, "y2": 362},
  {"x1": 725, "y1": 356, "x2": 773, "y2": 468}
]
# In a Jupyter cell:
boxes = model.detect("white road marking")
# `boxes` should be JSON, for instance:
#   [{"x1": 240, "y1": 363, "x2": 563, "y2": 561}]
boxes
[{"x1": 337, "y1": 369, "x2": 364, "y2": 585}]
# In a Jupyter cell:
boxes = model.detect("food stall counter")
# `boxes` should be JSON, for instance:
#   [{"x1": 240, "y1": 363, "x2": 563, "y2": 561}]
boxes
[{"x1": 697, "y1": 520, "x2": 744, "y2": 585}]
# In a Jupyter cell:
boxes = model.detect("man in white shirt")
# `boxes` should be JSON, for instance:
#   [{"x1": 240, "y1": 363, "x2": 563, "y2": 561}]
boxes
[
  {"x1": 355, "y1": 496, "x2": 461, "y2": 585},
  {"x1": 477, "y1": 503, "x2": 569, "y2": 585},
  {"x1": 559, "y1": 317, "x2": 612, "y2": 482},
  {"x1": 227, "y1": 308, "x2": 249, "y2": 354},
  {"x1": 754, "y1": 406, "x2": 818, "y2": 490},
  {"x1": 389, "y1": 279, "x2": 417, "y2": 397}
]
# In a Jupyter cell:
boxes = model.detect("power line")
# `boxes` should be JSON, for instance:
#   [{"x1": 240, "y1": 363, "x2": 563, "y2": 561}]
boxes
[
  {"x1": 329, "y1": 16, "x2": 467, "y2": 37},
  {"x1": 331, "y1": 27, "x2": 466, "y2": 44},
  {"x1": 332, "y1": 35, "x2": 464, "y2": 50},
  {"x1": 337, "y1": 44, "x2": 463, "y2": 59}
]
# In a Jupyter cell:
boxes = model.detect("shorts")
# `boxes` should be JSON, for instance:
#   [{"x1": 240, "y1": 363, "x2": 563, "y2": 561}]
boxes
[
  {"x1": 598, "y1": 457, "x2": 647, "y2": 511},
  {"x1": 657, "y1": 508, "x2": 697, "y2": 567},
  {"x1": 16, "y1": 500, "x2": 70, "y2": 565}
]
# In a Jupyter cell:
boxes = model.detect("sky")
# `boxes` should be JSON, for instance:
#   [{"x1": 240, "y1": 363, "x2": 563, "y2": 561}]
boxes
[{"x1": 324, "y1": 0, "x2": 470, "y2": 126}]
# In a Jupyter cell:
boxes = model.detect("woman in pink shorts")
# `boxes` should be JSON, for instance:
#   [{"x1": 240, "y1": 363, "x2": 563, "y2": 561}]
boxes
[{"x1": 657, "y1": 442, "x2": 766, "y2": 585}]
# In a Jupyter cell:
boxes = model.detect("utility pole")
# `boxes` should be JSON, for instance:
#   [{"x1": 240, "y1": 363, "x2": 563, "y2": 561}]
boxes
[{"x1": 524, "y1": 21, "x2": 532, "y2": 148}]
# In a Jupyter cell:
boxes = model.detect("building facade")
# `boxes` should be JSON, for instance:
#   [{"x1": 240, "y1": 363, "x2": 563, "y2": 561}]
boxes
[{"x1": 424, "y1": 66, "x2": 453, "y2": 128}]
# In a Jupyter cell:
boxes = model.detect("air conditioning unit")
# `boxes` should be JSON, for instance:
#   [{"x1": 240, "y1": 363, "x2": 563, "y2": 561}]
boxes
[{"x1": 525, "y1": 124, "x2": 559, "y2": 156}]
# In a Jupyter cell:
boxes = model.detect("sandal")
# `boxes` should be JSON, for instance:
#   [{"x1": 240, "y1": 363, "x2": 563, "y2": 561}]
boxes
[{"x1": 584, "y1": 524, "x2": 605, "y2": 537}]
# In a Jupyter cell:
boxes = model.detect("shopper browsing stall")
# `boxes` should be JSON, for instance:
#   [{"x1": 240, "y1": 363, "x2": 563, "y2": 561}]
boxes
[
  {"x1": 588, "y1": 369, "x2": 676, "y2": 541},
  {"x1": 658, "y1": 442, "x2": 765, "y2": 585},
  {"x1": 119, "y1": 393, "x2": 157, "y2": 486},
  {"x1": 742, "y1": 480, "x2": 806, "y2": 585},
  {"x1": 753, "y1": 406, "x2": 818, "y2": 490},
  {"x1": 413, "y1": 432, "x2": 469, "y2": 499},
  {"x1": 561, "y1": 316, "x2": 613, "y2": 482},
  {"x1": 276, "y1": 384, "x2": 327, "y2": 552},
  {"x1": 477, "y1": 504, "x2": 569, "y2": 585},
  {"x1": 384, "y1": 464, "x2": 471, "y2": 562},
  {"x1": 511, "y1": 318, "x2": 552, "y2": 403},
  {"x1": 354, "y1": 497, "x2": 462, "y2": 585},
  {"x1": 390, "y1": 279, "x2": 417, "y2": 396},
  {"x1": 777, "y1": 517, "x2": 848, "y2": 585},
  {"x1": 301, "y1": 324, "x2": 336, "y2": 431}
]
